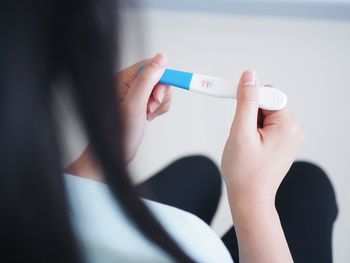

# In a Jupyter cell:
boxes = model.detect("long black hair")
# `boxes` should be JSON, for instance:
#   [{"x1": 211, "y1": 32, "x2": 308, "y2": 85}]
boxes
[{"x1": 0, "y1": 0, "x2": 194, "y2": 262}]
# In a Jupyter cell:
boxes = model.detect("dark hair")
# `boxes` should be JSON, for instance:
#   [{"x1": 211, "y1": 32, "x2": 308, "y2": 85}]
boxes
[{"x1": 0, "y1": 0, "x2": 193, "y2": 262}]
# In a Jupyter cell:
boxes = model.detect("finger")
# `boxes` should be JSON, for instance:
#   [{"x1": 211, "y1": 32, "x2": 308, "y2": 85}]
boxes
[
  {"x1": 148, "y1": 98, "x2": 171, "y2": 119},
  {"x1": 233, "y1": 70, "x2": 259, "y2": 134},
  {"x1": 126, "y1": 53, "x2": 167, "y2": 107},
  {"x1": 151, "y1": 83, "x2": 171, "y2": 104},
  {"x1": 262, "y1": 106, "x2": 293, "y2": 128},
  {"x1": 147, "y1": 100, "x2": 161, "y2": 115},
  {"x1": 115, "y1": 59, "x2": 150, "y2": 100},
  {"x1": 117, "y1": 58, "x2": 150, "y2": 83},
  {"x1": 147, "y1": 100, "x2": 171, "y2": 121},
  {"x1": 147, "y1": 85, "x2": 171, "y2": 114},
  {"x1": 147, "y1": 89, "x2": 172, "y2": 120}
]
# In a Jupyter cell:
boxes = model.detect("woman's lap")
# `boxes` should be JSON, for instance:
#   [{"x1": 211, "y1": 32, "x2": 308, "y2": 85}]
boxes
[
  {"x1": 136, "y1": 155, "x2": 222, "y2": 225},
  {"x1": 275, "y1": 161, "x2": 338, "y2": 263},
  {"x1": 137, "y1": 157, "x2": 338, "y2": 263}
]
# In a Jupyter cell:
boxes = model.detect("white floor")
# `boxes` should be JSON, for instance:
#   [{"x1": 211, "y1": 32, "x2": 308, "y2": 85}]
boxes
[{"x1": 119, "y1": 9, "x2": 350, "y2": 263}]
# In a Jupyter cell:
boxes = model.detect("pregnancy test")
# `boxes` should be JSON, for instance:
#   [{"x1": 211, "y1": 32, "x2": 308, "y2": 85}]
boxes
[{"x1": 159, "y1": 69, "x2": 287, "y2": 110}]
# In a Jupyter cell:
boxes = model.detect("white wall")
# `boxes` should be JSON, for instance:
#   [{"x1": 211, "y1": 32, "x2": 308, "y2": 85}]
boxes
[{"x1": 119, "y1": 8, "x2": 350, "y2": 262}]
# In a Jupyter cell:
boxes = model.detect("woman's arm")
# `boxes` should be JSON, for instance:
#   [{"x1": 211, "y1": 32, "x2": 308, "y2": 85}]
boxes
[
  {"x1": 229, "y1": 196, "x2": 292, "y2": 263},
  {"x1": 222, "y1": 70, "x2": 304, "y2": 263}
]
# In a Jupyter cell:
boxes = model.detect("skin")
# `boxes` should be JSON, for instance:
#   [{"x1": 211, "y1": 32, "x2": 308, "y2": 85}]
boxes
[
  {"x1": 66, "y1": 53, "x2": 304, "y2": 262},
  {"x1": 66, "y1": 54, "x2": 172, "y2": 178},
  {"x1": 222, "y1": 70, "x2": 304, "y2": 263}
]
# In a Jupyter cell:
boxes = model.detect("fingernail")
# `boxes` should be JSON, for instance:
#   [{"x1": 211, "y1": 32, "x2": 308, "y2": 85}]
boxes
[
  {"x1": 149, "y1": 101, "x2": 160, "y2": 113},
  {"x1": 241, "y1": 70, "x2": 257, "y2": 86},
  {"x1": 152, "y1": 53, "x2": 167, "y2": 68},
  {"x1": 157, "y1": 87, "x2": 167, "y2": 103}
]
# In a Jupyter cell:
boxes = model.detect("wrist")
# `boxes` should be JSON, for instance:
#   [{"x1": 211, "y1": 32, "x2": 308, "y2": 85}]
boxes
[{"x1": 226, "y1": 186, "x2": 277, "y2": 222}]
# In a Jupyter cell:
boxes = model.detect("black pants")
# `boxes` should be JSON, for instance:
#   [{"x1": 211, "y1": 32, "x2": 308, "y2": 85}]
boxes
[{"x1": 137, "y1": 156, "x2": 338, "y2": 263}]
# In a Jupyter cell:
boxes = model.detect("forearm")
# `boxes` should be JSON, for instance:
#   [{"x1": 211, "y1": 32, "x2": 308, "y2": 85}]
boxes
[{"x1": 228, "y1": 191, "x2": 293, "y2": 263}]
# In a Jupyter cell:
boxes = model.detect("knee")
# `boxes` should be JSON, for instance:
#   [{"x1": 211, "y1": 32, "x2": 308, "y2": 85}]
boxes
[
  {"x1": 278, "y1": 161, "x2": 338, "y2": 220},
  {"x1": 175, "y1": 155, "x2": 222, "y2": 197},
  {"x1": 287, "y1": 161, "x2": 334, "y2": 192}
]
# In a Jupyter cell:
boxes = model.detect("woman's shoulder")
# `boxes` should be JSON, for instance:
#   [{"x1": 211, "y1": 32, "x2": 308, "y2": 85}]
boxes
[{"x1": 64, "y1": 173, "x2": 233, "y2": 263}]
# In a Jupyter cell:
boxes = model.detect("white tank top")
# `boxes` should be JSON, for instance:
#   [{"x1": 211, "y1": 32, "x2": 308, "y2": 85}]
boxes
[{"x1": 64, "y1": 173, "x2": 233, "y2": 263}]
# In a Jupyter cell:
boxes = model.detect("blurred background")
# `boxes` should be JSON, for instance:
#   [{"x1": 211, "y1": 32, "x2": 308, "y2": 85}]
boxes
[{"x1": 60, "y1": 1, "x2": 350, "y2": 262}]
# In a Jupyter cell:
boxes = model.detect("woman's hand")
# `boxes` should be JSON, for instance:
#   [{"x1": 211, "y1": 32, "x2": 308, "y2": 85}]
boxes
[
  {"x1": 116, "y1": 53, "x2": 171, "y2": 163},
  {"x1": 65, "y1": 54, "x2": 171, "y2": 180},
  {"x1": 222, "y1": 70, "x2": 304, "y2": 206},
  {"x1": 221, "y1": 70, "x2": 304, "y2": 263}
]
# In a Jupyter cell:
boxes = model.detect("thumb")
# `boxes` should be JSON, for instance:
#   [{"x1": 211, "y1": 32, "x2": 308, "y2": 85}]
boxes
[
  {"x1": 233, "y1": 70, "x2": 259, "y2": 134},
  {"x1": 127, "y1": 53, "x2": 167, "y2": 107}
]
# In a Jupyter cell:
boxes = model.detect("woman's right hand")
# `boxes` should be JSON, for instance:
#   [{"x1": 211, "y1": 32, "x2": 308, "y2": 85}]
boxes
[
  {"x1": 221, "y1": 70, "x2": 304, "y2": 263},
  {"x1": 222, "y1": 70, "x2": 304, "y2": 207}
]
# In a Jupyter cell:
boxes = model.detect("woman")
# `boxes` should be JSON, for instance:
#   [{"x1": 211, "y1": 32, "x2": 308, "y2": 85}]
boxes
[{"x1": 0, "y1": 0, "x2": 337, "y2": 262}]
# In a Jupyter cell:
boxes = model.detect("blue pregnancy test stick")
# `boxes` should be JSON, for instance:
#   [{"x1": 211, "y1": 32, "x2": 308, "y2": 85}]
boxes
[
  {"x1": 158, "y1": 68, "x2": 287, "y2": 110},
  {"x1": 159, "y1": 69, "x2": 193, "y2": 90}
]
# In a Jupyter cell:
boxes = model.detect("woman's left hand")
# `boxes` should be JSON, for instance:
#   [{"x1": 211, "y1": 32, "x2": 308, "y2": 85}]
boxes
[{"x1": 116, "y1": 53, "x2": 171, "y2": 163}]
